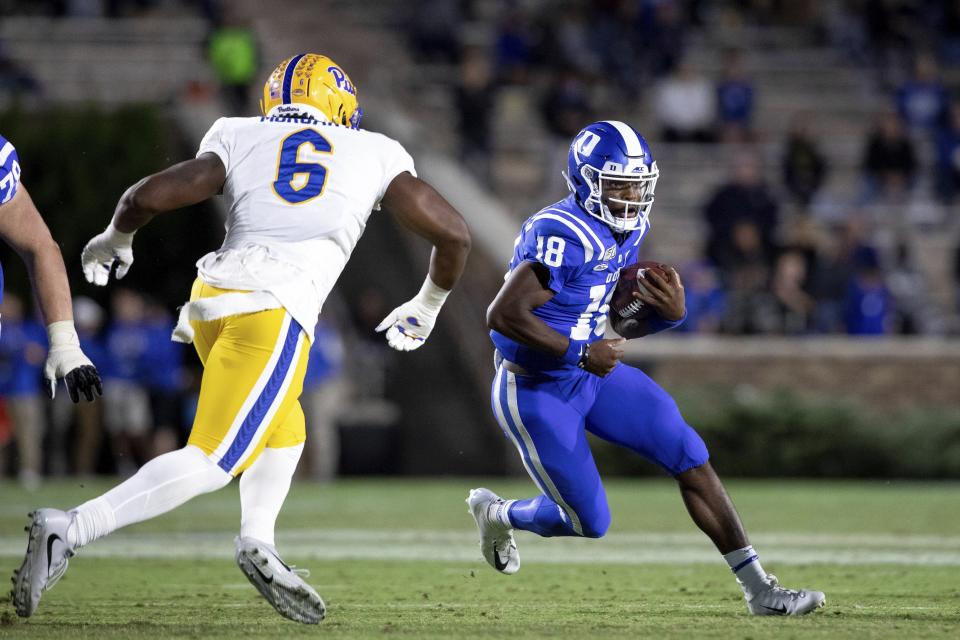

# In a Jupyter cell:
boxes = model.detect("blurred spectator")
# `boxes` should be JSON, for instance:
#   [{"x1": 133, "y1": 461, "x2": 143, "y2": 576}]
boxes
[
  {"x1": 653, "y1": 61, "x2": 716, "y2": 143},
  {"x1": 0, "y1": 293, "x2": 46, "y2": 488},
  {"x1": 455, "y1": 49, "x2": 496, "y2": 183},
  {"x1": 934, "y1": 101, "x2": 960, "y2": 204},
  {"x1": 635, "y1": 0, "x2": 687, "y2": 78},
  {"x1": 718, "y1": 220, "x2": 780, "y2": 334},
  {"x1": 782, "y1": 112, "x2": 828, "y2": 207},
  {"x1": 772, "y1": 248, "x2": 815, "y2": 334},
  {"x1": 942, "y1": 0, "x2": 960, "y2": 66},
  {"x1": 302, "y1": 318, "x2": 346, "y2": 481},
  {"x1": 895, "y1": 53, "x2": 949, "y2": 133},
  {"x1": 861, "y1": 111, "x2": 918, "y2": 203},
  {"x1": 103, "y1": 288, "x2": 153, "y2": 475},
  {"x1": 844, "y1": 247, "x2": 892, "y2": 335},
  {"x1": 0, "y1": 42, "x2": 41, "y2": 100},
  {"x1": 887, "y1": 241, "x2": 934, "y2": 335},
  {"x1": 716, "y1": 49, "x2": 755, "y2": 143},
  {"x1": 704, "y1": 150, "x2": 779, "y2": 269},
  {"x1": 406, "y1": 0, "x2": 463, "y2": 64},
  {"x1": 675, "y1": 260, "x2": 726, "y2": 334},
  {"x1": 143, "y1": 299, "x2": 184, "y2": 456},
  {"x1": 541, "y1": 71, "x2": 593, "y2": 140},
  {"x1": 495, "y1": 8, "x2": 537, "y2": 85},
  {"x1": 207, "y1": 17, "x2": 259, "y2": 115},
  {"x1": 50, "y1": 296, "x2": 106, "y2": 476}
]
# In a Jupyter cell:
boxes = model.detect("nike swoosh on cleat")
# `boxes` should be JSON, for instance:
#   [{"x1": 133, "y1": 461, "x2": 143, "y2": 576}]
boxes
[
  {"x1": 46, "y1": 534, "x2": 61, "y2": 574},
  {"x1": 761, "y1": 604, "x2": 789, "y2": 615},
  {"x1": 493, "y1": 548, "x2": 509, "y2": 572}
]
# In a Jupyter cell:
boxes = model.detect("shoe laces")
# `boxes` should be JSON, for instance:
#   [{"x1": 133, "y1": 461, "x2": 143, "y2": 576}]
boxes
[
  {"x1": 290, "y1": 567, "x2": 311, "y2": 578},
  {"x1": 765, "y1": 575, "x2": 804, "y2": 599}
]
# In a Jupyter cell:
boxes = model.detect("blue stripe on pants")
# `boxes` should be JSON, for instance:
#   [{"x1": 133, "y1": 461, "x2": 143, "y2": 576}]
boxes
[{"x1": 218, "y1": 318, "x2": 302, "y2": 472}]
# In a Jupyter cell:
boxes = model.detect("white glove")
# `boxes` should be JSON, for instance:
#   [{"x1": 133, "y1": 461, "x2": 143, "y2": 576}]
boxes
[
  {"x1": 81, "y1": 222, "x2": 136, "y2": 286},
  {"x1": 375, "y1": 275, "x2": 451, "y2": 352},
  {"x1": 43, "y1": 321, "x2": 103, "y2": 402}
]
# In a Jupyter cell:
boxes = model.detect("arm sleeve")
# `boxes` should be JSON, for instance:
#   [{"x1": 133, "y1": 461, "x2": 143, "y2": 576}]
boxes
[
  {"x1": 377, "y1": 137, "x2": 417, "y2": 202},
  {"x1": 516, "y1": 217, "x2": 588, "y2": 294},
  {"x1": 0, "y1": 137, "x2": 22, "y2": 206},
  {"x1": 196, "y1": 118, "x2": 232, "y2": 174}
]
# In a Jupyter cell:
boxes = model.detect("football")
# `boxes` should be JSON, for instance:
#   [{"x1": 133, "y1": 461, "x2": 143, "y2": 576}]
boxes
[{"x1": 611, "y1": 260, "x2": 671, "y2": 320}]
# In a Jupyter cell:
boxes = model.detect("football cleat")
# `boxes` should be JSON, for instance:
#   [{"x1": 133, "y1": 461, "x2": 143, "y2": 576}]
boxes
[
  {"x1": 12, "y1": 508, "x2": 76, "y2": 617},
  {"x1": 467, "y1": 488, "x2": 519, "y2": 575},
  {"x1": 235, "y1": 536, "x2": 326, "y2": 624},
  {"x1": 746, "y1": 574, "x2": 825, "y2": 616}
]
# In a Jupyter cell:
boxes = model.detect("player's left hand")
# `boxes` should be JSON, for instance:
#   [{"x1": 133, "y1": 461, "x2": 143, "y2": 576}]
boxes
[
  {"x1": 43, "y1": 346, "x2": 103, "y2": 403},
  {"x1": 375, "y1": 298, "x2": 439, "y2": 351},
  {"x1": 635, "y1": 267, "x2": 685, "y2": 322},
  {"x1": 81, "y1": 223, "x2": 135, "y2": 286}
]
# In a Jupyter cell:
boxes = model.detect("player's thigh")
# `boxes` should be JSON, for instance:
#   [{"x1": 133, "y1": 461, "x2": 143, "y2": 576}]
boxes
[
  {"x1": 264, "y1": 399, "x2": 306, "y2": 449},
  {"x1": 491, "y1": 367, "x2": 609, "y2": 536},
  {"x1": 188, "y1": 307, "x2": 310, "y2": 476},
  {"x1": 587, "y1": 364, "x2": 709, "y2": 476}
]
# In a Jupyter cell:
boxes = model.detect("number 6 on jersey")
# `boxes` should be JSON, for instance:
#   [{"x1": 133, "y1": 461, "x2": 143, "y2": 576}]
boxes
[{"x1": 273, "y1": 129, "x2": 332, "y2": 204}]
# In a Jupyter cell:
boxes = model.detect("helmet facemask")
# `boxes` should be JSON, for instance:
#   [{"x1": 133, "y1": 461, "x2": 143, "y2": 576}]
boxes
[{"x1": 577, "y1": 163, "x2": 658, "y2": 233}]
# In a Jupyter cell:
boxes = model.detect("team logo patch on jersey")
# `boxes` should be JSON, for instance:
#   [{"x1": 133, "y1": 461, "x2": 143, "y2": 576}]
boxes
[
  {"x1": 593, "y1": 263, "x2": 608, "y2": 271},
  {"x1": 604, "y1": 245, "x2": 617, "y2": 261}
]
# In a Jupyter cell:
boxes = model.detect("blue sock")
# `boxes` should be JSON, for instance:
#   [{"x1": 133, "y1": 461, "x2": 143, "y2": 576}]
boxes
[{"x1": 508, "y1": 494, "x2": 579, "y2": 537}]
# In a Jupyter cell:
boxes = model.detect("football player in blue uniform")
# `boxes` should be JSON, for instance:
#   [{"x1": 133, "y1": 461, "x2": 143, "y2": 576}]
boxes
[
  {"x1": 468, "y1": 121, "x2": 825, "y2": 616},
  {"x1": 0, "y1": 134, "x2": 102, "y2": 403}
]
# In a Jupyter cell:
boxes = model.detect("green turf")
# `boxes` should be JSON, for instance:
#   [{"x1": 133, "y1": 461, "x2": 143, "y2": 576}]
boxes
[{"x1": 0, "y1": 479, "x2": 958, "y2": 639}]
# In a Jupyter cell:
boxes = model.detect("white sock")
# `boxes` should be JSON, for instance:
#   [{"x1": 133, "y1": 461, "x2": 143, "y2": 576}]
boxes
[
  {"x1": 723, "y1": 545, "x2": 770, "y2": 599},
  {"x1": 239, "y1": 444, "x2": 303, "y2": 547},
  {"x1": 68, "y1": 445, "x2": 232, "y2": 548}
]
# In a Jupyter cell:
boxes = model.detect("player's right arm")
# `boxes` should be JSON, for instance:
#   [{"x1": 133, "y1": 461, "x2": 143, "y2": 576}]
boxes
[
  {"x1": 374, "y1": 171, "x2": 471, "y2": 351},
  {"x1": 81, "y1": 153, "x2": 225, "y2": 286},
  {"x1": 486, "y1": 220, "x2": 623, "y2": 377}
]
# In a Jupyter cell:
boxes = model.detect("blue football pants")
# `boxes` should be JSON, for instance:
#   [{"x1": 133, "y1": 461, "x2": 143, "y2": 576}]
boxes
[{"x1": 491, "y1": 362, "x2": 709, "y2": 538}]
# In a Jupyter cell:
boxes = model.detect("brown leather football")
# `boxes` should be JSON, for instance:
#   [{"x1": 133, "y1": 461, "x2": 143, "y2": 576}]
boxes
[{"x1": 611, "y1": 260, "x2": 670, "y2": 320}]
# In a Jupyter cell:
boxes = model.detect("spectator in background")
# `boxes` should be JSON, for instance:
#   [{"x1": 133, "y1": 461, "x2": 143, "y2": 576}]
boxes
[
  {"x1": 50, "y1": 296, "x2": 107, "y2": 476},
  {"x1": 302, "y1": 318, "x2": 346, "y2": 481},
  {"x1": 455, "y1": 48, "x2": 496, "y2": 184},
  {"x1": 406, "y1": 0, "x2": 463, "y2": 64},
  {"x1": 782, "y1": 112, "x2": 828, "y2": 207},
  {"x1": 718, "y1": 220, "x2": 780, "y2": 334},
  {"x1": 540, "y1": 70, "x2": 593, "y2": 199},
  {"x1": 653, "y1": 61, "x2": 716, "y2": 143},
  {"x1": 861, "y1": 111, "x2": 917, "y2": 203},
  {"x1": 844, "y1": 247, "x2": 892, "y2": 335},
  {"x1": 675, "y1": 260, "x2": 726, "y2": 334},
  {"x1": 887, "y1": 241, "x2": 934, "y2": 334},
  {"x1": 207, "y1": 15, "x2": 259, "y2": 116},
  {"x1": 143, "y1": 299, "x2": 184, "y2": 455},
  {"x1": 0, "y1": 293, "x2": 46, "y2": 488},
  {"x1": 772, "y1": 248, "x2": 815, "y2": 334},
  {"x1": 895, "y1": 52, "x2": 949, "y2": 133},
  {"x1": 808, "y1": 216, "x2": 876, "y2": 334},
  {"x1": 103, "y1": 288, "x2": 152, "y2": 476},
  {"x1": 716, "y1": 49, "x2": 755, "y2": 143},
  {"x1": 635, "y1": 0, "x2": 687, "y2": 78},
  {"x1": 934, "y1": 101, "x2": 960, "y2": 204},
  {"x1": 495, "y1": 8, "x2": 537, "y2": 85},
  {"x1": 703, "y1": 150, "x2": 779, "y2": 269}
]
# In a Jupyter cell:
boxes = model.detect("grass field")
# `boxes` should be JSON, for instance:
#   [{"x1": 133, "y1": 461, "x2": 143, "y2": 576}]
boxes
[{"x1": 0, "y1": 478, "x2": 958, "y2": 638}]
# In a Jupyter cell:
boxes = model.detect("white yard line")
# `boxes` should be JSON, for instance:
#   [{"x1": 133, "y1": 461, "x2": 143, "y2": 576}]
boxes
[{"x1": 1, "y1": 529, "x2": 959, "y2": 565}]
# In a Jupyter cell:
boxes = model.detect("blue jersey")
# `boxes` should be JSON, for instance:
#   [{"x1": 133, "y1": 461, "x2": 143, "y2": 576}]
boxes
[
  {"x1": 0, "y1": 134, "x2": 23, "y2": 309},
  {"x1": 491, "y1": 195, "x2": 648, "y2": 373}
]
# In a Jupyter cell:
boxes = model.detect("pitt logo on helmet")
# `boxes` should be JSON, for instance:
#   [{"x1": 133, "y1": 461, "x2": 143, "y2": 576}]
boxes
[{"x1": 261, "y1": 53, "x2": 363, "y2": 129}]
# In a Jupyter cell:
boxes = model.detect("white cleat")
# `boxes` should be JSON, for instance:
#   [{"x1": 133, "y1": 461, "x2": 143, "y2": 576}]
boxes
[
  {"x1": 746, "y1": 575, "x2": 826, "y2": 616},
  {"x1": 234, "y1": 536, "x2": 325, "y2": 624},
  {"x1": 12, "y1": 508, "x2": 76, "y2": 617},
  {"x1": 466, "y1": 488, "x2": 519, "y2": 575}
]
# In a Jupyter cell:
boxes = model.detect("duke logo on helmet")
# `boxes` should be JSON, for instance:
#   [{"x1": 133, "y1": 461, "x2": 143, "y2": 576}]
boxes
[
  {"x1": 261, "y1": 53, "x2": 363, "y2": 129},
  {"x1": 563, "y1": 121, "x2": 659, "y2": 233}
]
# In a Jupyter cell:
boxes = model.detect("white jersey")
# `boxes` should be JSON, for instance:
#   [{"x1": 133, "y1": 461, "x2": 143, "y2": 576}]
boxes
[{"x1": 179, "y1": 114, "x2": 415, "y2": 343}]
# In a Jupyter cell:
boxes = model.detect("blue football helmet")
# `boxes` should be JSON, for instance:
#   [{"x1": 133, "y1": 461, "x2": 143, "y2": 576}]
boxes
[{"x1": 563, "y1": 120, "x2": 659, "y2": 233}]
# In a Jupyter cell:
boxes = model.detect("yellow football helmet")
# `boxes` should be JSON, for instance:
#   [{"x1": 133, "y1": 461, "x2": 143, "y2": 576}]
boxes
[{"x1": 260, "y1": 53, "x2": 362, "y2": 129}]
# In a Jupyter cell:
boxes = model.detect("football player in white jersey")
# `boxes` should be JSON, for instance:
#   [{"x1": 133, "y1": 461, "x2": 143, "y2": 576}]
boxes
[{"x1": 12, "y1": 54, "x2": 471, "y2": 624}]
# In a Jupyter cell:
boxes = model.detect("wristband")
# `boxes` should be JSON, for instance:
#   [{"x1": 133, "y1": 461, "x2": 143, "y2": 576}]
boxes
[
  {"x1": 47, "y1": 320, "x2": 81, "y2": 349},
  {"x1": 560, "y1": 339, "x2": 586, "y2": 366},
  {"x1": 414, "y1": 275, "x2": 450, "y2": 317},
  {"x1": 646, "y1": 309, "x2": 687, "y2": 334},
  {"x1": 106, "y1": 221, "x2": 137, "y2": 244}
]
